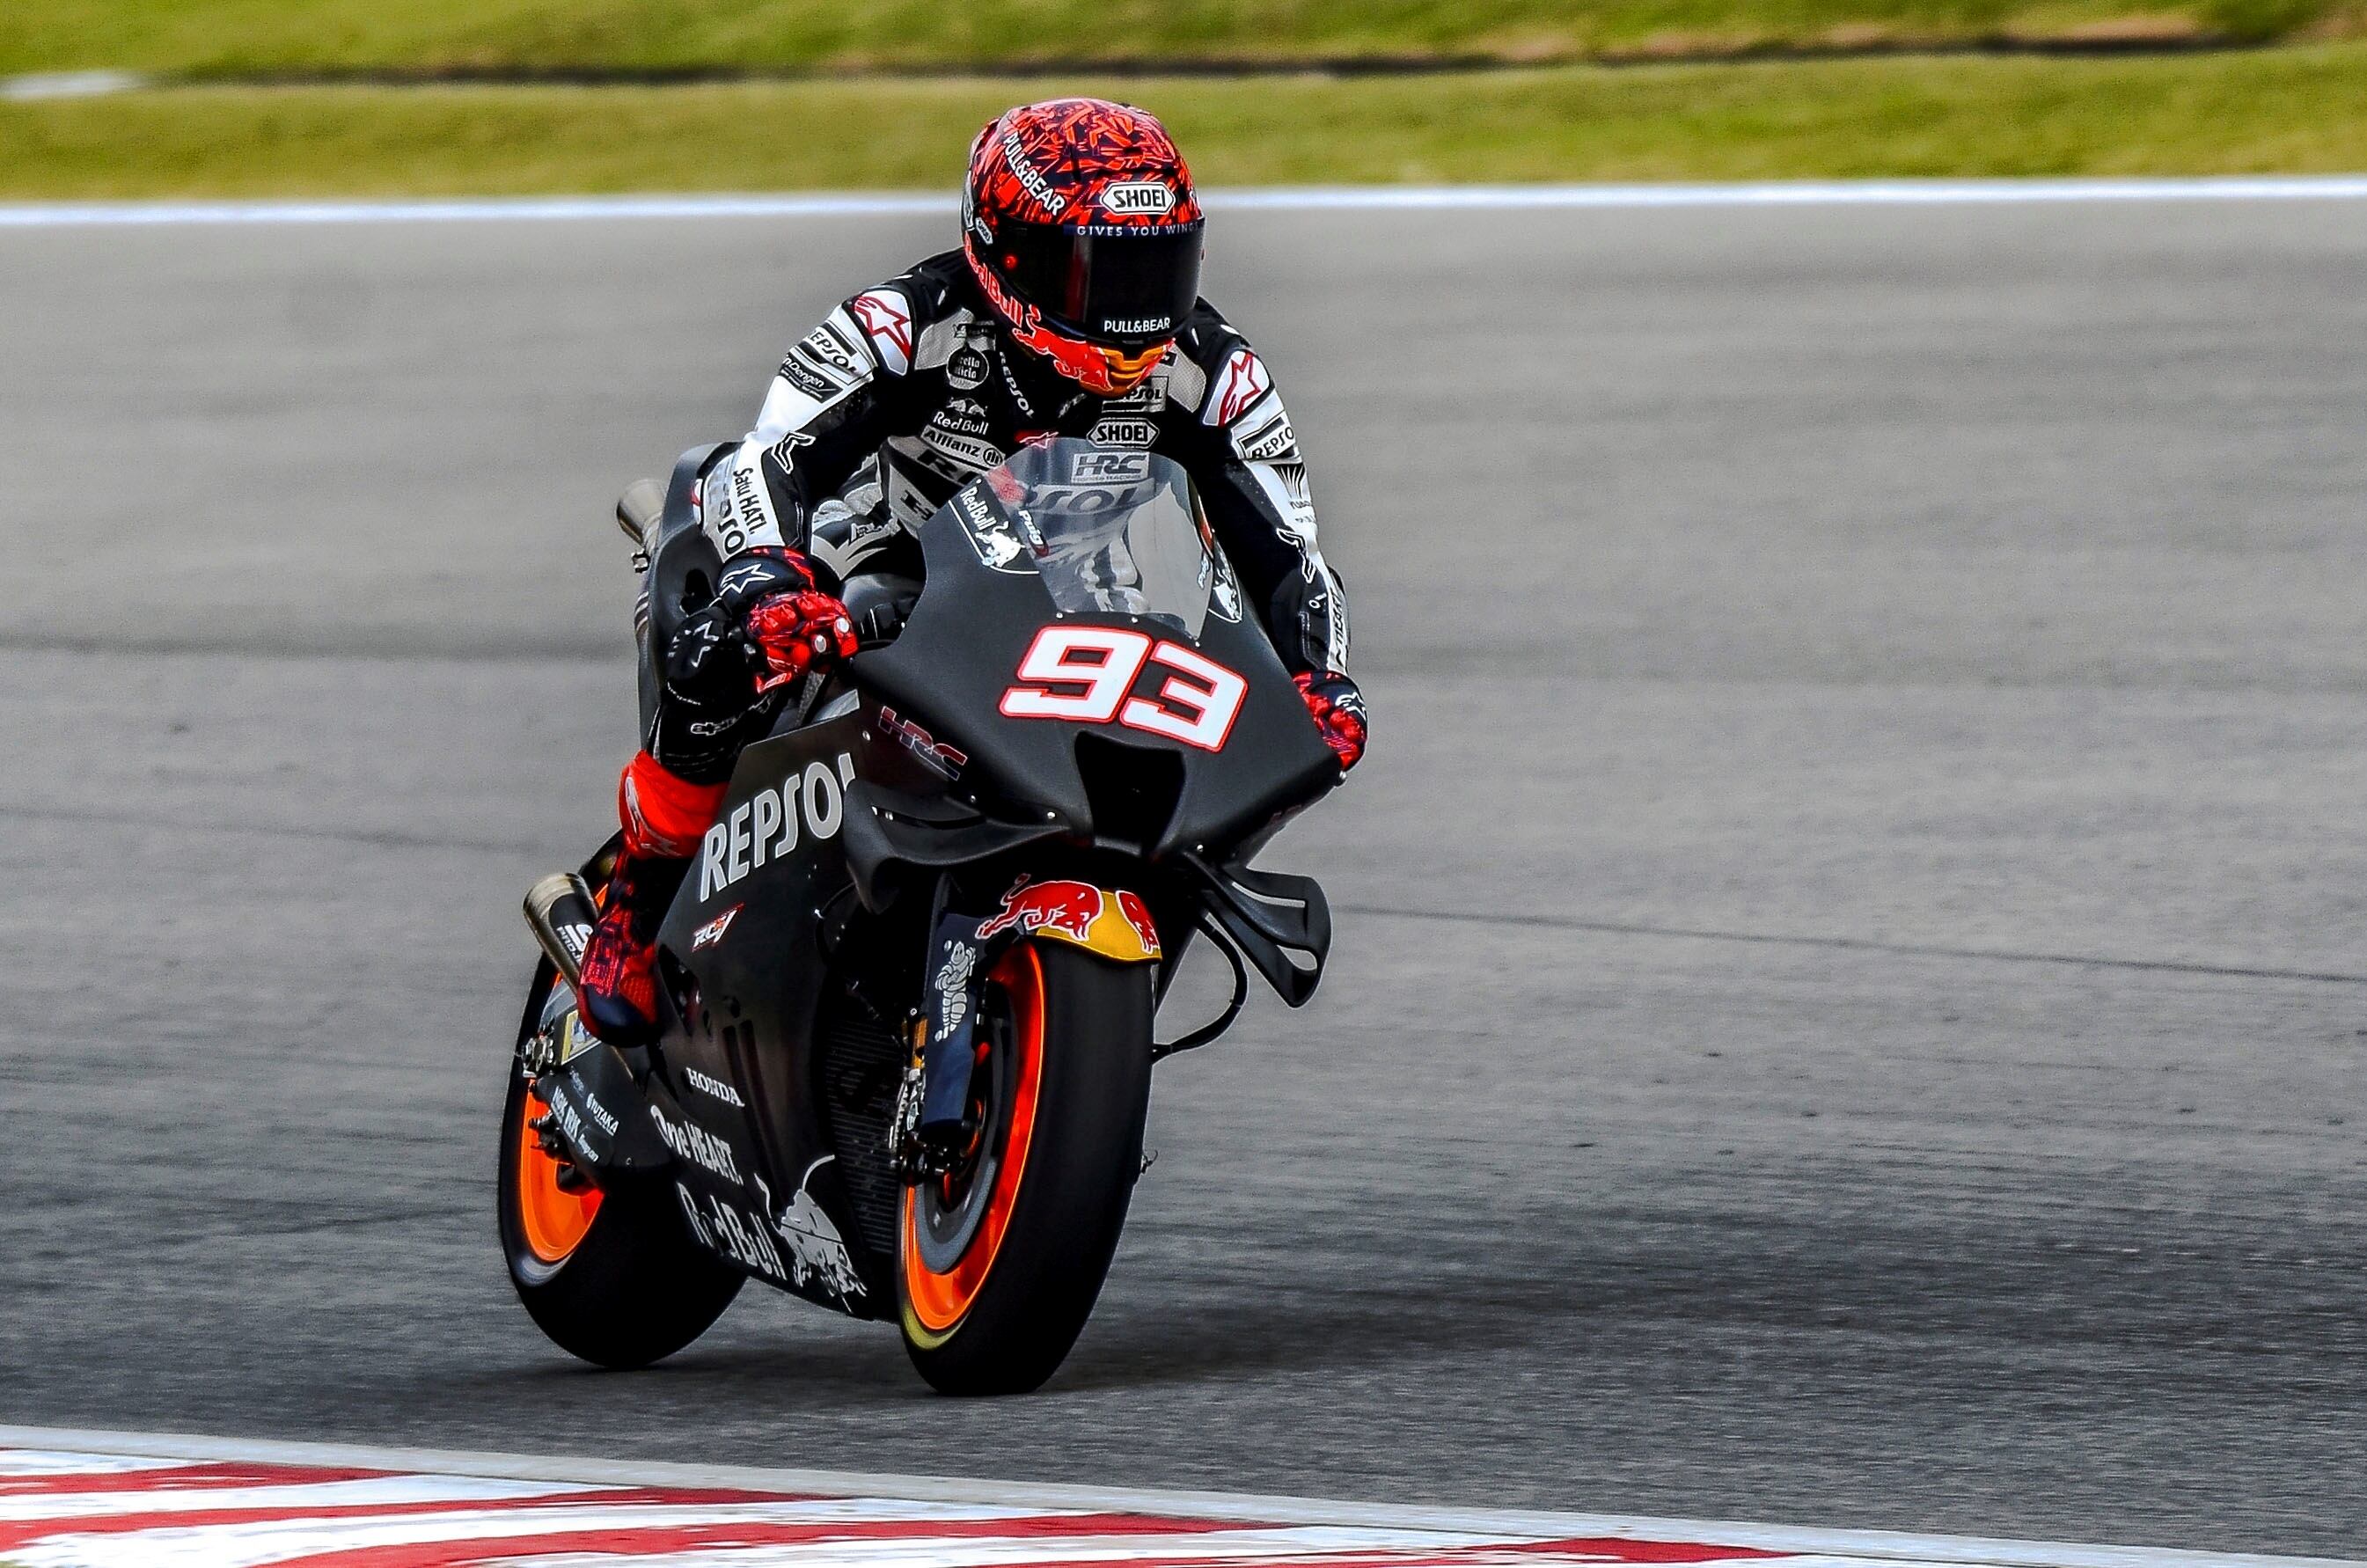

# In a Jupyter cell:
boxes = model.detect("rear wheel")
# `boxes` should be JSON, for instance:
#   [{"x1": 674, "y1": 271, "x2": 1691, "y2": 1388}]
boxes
[
  {"x1": 899, "y1": 941, "x2": 1154, "y2": 1395},
  {"x1": 497, "y1": 974, "x2": 743, "y2": 1369}
]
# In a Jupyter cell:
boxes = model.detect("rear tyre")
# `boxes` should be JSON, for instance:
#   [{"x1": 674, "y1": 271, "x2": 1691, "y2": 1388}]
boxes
[
  {"x1": 497, "y1": 973, "x2": 743, "y2": 1369},
  {"x1": 899, "y1": 941, "x2": 1154, "y2": 1396}
]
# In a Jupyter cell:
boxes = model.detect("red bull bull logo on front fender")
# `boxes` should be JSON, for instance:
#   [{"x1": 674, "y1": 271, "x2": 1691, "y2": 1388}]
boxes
[
  {"x1": 1118, "y1": 890, "x2": 1160, "y2": 953},
  {"x1": 978, "y1": 876, "x2": 1162, "y2": 963},
  {"x1": 978, "y1": 878, "x2": 1104, "y2": 942}
]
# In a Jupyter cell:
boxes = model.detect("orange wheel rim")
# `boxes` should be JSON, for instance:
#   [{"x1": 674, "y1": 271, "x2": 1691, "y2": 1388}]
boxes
[
  {"x1": 516, "y1": 1090, "x2": 602, "y2": 1264},
  {"x1": 902, "y1": 943, "x2": 1044, "y2": 1334}
]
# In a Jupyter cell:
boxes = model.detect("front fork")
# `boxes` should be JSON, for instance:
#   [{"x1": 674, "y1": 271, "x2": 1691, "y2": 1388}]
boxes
[
  {"x1": 889, "y1": 910, "x2": 994, "y2": 1183},
  {"x1": 889, "y1": 874, "x2": 1163, "y2": 1183}
]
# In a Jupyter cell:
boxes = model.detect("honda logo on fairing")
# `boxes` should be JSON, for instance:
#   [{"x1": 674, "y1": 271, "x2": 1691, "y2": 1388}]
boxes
[{"x1": 1103, "y1": 182, "x2": 1174, "y2": 216}]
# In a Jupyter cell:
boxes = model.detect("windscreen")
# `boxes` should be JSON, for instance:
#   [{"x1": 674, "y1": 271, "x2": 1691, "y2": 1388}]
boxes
[{"x1": 949, "y1": 438, "x2": 1230, "y2": 639}]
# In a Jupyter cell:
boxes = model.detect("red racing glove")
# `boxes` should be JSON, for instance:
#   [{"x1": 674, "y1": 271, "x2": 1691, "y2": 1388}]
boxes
[
  {"x1": 744, "y1": 590, "x2": 858, "y2": 692},
  {"x1": 1294, "y1": 671, "x2": 1367, "y2": 774},
  {"x1": 714, "y1": 547, "x2": 859, "y2": 693}
]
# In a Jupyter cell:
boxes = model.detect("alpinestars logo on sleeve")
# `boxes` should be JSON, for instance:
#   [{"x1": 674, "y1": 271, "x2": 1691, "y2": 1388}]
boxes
[
  {"x1": 850, "y1": 290, "x2": 914, "y2": 375},
  {"x1": 1206, "y1": 348, "x2": 1272, "y2": 426},
  {"x1": 768, "y1": 429, "x2": 814, "y2": 475}
]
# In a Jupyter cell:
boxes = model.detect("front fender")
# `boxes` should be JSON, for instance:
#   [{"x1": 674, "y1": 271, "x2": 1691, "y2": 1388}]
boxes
[{"x1": 979, "y1": 877, "x2": 1164, "y2": 964}]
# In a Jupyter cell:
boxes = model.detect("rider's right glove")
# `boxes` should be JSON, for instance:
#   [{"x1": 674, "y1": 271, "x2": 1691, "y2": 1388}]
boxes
[
  {"x1": 714, "y1": 547, "x2": 859, "y2": 693},
  {"x1": 1294, "y1": 671, "x2": 1367, "y2": 776}
]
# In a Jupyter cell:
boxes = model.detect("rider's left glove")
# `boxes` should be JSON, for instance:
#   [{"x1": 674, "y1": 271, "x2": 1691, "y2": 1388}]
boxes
[
  {"x1": 714, "y1": 547, "x2": 859, "y2": 693},
  {"x1": 1294, "y1": 671, "x2": 1367, "y2": 775}
]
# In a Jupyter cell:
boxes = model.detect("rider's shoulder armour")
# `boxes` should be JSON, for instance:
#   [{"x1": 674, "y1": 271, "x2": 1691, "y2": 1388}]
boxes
[{"x1": 1164, "y1": 304, "x2": 1298, "y2": 465}]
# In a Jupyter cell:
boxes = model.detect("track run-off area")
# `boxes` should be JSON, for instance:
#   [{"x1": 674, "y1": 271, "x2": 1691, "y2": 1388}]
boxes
[
  {"x1": 0, "y1": 1430, "x2": 2356, "y2": 1568},
  {"x1": 0, "y1": 182, "x2": 2362, "y2": 1558}
]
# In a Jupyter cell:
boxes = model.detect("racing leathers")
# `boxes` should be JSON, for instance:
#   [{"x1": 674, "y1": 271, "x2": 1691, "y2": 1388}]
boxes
[
  {"x1": 738, "y1": 253, "x2": 1338, "y2": 662},
  {"x1": 656, "y1": 247, "x2": 1355, "y2": 785},
  {"x1": 577, "y1": 250, "x2": 1359, "y2": 1045}
]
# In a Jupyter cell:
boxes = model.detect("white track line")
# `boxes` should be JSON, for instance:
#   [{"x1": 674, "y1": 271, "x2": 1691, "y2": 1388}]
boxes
[
  {"x1": 0, "y1": 1425, "x2": 2352, "y2": 1568},
  {"x1": 0, "y1": 1451, "x2": 187, "y2": 1477},
  {"x1": 0, "y1": 70, "x2": 145, "y2": 101},
  {"x1": 0, "y1": 1475, "x2": 607, "y2": 1522},
  {"x1": 5, "y1": 177, "x2": 2367, "y2": 227}
]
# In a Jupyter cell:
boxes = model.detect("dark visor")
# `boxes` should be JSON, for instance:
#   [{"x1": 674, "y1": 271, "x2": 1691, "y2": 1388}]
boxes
[{"x1": 996, "y1": 223, "x2": 1204, "y2": 347}]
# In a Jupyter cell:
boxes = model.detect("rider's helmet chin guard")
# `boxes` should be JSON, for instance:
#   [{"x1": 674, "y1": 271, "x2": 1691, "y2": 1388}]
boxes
[{"x1": 961, "y1": 98, "x2": 1205, "y2": 398}]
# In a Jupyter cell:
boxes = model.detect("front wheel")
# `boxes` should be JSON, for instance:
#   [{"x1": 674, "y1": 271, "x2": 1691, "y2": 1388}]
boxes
[
  {"x1": 899, "y1": 941, "x2": 1154, "y2": 1395},
  {"x1": 497, "y1": 972, "x2": 743, "y2": 1368}
]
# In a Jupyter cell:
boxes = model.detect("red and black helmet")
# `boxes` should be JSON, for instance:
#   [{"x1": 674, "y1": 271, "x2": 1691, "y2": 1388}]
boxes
[{"x1": 961, "y1": 98, "x2": 1205, "y2": 396}]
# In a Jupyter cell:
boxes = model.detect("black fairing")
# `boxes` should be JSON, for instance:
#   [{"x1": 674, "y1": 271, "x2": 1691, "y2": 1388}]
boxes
[
  {"x1": 597, "y1": 443, "x2": 1337, "y2": 1315},
  {"x1": 851, "y1": 488, "x2": 1339, "y2": 861},
  {"x1": 637, "y1": 443, "x2": 734, "y2": 736},
  {"x1": 650, "y1": 713, "x2": 890, "y2": 1317}
]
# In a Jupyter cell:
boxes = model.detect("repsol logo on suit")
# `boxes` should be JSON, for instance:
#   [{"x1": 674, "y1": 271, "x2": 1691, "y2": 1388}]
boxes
[{"x1": 700, "y1": 753, "x2": 857, "y2": 902}]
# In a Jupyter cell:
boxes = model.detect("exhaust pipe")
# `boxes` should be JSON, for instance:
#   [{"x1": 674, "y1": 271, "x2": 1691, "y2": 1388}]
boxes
[{"x1": 524, "y1": 872, "x2": 599, "y2": 986}]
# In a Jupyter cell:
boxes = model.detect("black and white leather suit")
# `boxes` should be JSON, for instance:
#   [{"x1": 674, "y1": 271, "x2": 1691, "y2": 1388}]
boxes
[{"x1": 646, "y1": 248, "x2": 1350, "y2": 781}]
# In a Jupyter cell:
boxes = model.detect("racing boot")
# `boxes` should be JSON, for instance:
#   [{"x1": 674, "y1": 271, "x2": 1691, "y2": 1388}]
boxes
[{"x1": 575, "y1": 751, "x2": 726, "y2": 1047}]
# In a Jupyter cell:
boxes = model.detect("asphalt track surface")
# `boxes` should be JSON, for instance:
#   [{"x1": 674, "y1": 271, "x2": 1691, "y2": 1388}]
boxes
[{"x1": 2, "y1": 199, "x2": 2363, "y2": 1557}]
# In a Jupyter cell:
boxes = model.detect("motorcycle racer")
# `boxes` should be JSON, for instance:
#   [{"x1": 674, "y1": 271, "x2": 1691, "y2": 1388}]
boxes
[{"x1": 577, "y1": 96, "x2": 1367, "y2": 1047}]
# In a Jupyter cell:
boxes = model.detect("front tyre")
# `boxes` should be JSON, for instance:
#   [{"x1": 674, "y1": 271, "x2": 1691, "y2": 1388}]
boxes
[
  {"x1": 899, "y1": 942, "x2": 1154, "y2": 1396},
  {"x1": 497, "y1": 973, "x2": 743, "y2": 1369}
]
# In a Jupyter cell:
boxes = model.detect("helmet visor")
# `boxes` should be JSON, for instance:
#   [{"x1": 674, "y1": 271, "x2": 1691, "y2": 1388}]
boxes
[{"x1": 996, "y1": 223, "x2": 1204, "y2": 347}]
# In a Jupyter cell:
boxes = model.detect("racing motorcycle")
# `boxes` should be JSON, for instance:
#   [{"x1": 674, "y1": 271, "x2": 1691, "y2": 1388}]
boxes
[{"x1": 499, "y1": 437, "x2": 1340, "y2": 1395}]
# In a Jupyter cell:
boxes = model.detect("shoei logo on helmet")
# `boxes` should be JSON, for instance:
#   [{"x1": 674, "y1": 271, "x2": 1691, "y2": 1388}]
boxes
[
  {"x1": 999, "y1": 130, "x2": 1066, "y2": 216},
  {"x1": 1102, "y1": 181, "x2": 1174, "y2": 216}
]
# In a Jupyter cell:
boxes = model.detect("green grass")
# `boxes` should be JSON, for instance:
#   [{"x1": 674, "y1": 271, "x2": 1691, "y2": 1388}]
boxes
[
  {"x1": 4, "y1": 0, "x2": 2363, "y2": 79},
  {"x1": 5, "y1": 46, "x2": 2367, "y2": 199}
]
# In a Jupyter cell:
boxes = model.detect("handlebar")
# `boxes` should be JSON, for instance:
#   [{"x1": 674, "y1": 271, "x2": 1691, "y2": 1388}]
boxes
[
  {"x1": 839, "y1": 570, "x2": 921, "y2": 652},
  {"x1": 850, "y1": 598, "x2": 911, "y2": 650}
]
